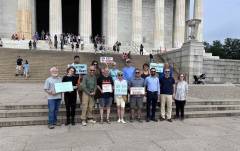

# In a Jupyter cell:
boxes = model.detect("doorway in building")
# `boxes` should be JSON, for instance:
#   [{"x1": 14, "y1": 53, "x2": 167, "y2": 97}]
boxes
[
  {"x1": 91, "y1": 0, "x2": 103, "y2": 37},
  {"x1": 36, "y1": 0, "x2": 49, "y2": 34},
  {"x1": 62, "y1": 0, "x2": 79, "y2": 35}
]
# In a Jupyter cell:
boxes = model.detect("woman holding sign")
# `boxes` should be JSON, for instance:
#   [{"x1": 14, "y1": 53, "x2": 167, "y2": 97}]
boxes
[
  {"x1": 114, "y1": 71, "x2": 128, "y2": 124},
  {"x1": 62, "y1": 67, "x2": 78, "y2": 126},
  {"x1": 97, "y1": 67, "x2": 114, "y2": 124}
]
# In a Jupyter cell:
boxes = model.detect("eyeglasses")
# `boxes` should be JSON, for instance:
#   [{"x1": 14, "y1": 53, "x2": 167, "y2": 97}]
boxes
[
  {"x1": 118, "y1": 74, "x2": 123, "y2": 76},
  {"x1": 150, "y1": 71, "x2": 156, "y2": 73},
  {"x1": 135, "y1": 72, "x2": 140, "y2": 74},
  {"x1": 165, "y1": 71, "x2": 170, "y2": 73}
]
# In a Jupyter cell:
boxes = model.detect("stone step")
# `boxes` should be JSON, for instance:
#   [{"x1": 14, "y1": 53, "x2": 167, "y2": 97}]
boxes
[
  {"x1": 1, "y1": 100, "x2": 240, "y2": 110},
  {"x1": 0, "y1": 105, "x2": 240, "y2": 118},
  {"x1": 1, "y1": 110, "x2": 240, "y2": 127}
]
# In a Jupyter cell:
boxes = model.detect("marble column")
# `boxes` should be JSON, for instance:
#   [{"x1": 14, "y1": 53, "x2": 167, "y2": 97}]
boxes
[
  {"x1": 185, "y1": 0, "x2": 190, "y2": 42},
  {"x1": 132, "y1": 0, "x2": 142, "y2": 44},
  {"x1": 79, "y1": 0, "x2": 92, "y2": 44},
  {"x1": 194, "y1": 0, "x2": 203, "y2": 41},
  {"x1": 49, "y1": 0, "x2": 62, "y2": 39},
  {"x1": 154, "y1": 0, "x2": 165, "y2": 49},
  {"x1": 107, "y1": 0, "x2": 118, "y2": 47},
  {"x1": 17, "y1": 0, "x2": 32, "y2": 39},
  {"x1": 173, "y1": 0, "x2": 185, "y2": 48}
]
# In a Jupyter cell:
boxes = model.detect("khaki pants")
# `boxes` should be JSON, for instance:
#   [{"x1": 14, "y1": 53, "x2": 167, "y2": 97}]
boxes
[
  {"x1": 81, "y1": 92, "x2": 94, "y2": 120},
  {"x1": 160, "y1": 94, "x2": 173, "y2": 119}
]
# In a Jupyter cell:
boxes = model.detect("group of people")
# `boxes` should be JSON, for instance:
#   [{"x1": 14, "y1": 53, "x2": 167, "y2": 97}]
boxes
[
  {"x1": 44, "y1": 56, "x2": 188, "y2": 129},
  {"x1": 15, "y1": 56, "x2": 30, "y2": 79}
]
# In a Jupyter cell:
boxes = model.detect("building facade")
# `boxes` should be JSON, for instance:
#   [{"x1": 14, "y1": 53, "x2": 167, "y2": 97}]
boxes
[{"x1": 0, "y1": 0, "x2": 203, "y2": 49}]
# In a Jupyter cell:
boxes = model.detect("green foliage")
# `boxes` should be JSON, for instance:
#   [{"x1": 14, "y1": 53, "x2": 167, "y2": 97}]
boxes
[{"x1": 204, "y1": 38, "x2": 240, "y2": 60}]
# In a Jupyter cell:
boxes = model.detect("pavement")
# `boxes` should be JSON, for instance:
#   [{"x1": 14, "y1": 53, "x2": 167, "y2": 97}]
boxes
[{"x1": 0, "y1": 117, "x2": 240, "y2": 151}]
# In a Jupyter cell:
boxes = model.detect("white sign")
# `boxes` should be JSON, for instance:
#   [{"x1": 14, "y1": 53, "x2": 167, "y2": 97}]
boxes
[
  {"x1": 130, "y1": 87, "x2": 145, "y2": 95},
  {"x1": 150, "y1": 63, "x2": 164, "y2": 73},
  {"x1": 54, "y1": 82, "x2": 73, "y2": 93},
  {"x1": 102, "y1": 84, "x2": 113, "y2": 93},
  {"x1": 100, "y1": 57, "x2": 114, "y2": 64}
]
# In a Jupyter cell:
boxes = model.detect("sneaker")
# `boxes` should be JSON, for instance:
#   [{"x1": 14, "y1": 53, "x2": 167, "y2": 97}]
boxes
[
  {"x1": 167, "y1": 119, "x2": 173, "y2": 122},
  {"x1": 82, "y1": 121, "x2": 87, "y2": 126},
  {"x1": 48, "y1": 125, "x2": 55, "y2": 129},
  {"x1": 106, "y1": 119, "x2": 111, "y2": 124},
  {"x1": 159, "y1": 117, "x2": 165, "y2": 121},
  {"x1": 88, "y1": 119, "x2": 96, "y2": 124},
  {"x1": 121, "y1": 119, "x2": 126, "y2": 124},
  {"x1": 117, "y1": 119, "x2": 121, "y2": 123},
  {"x1": 151, "y1": 118, "x2": 158, "y2": 122},
  {"x1": 129, "y1": 118, "x2": 134, "y2": 123}
]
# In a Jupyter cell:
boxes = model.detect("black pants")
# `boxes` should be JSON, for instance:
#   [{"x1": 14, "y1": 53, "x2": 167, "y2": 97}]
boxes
[
  {"x1": 140, "y1": 50, "x2": 143, "y2": 55},
  {"x1": 175, "y1": 100, "x2": 186, "y2": 119},
  {"x1": 146, "y1": 91, "x2": 158, "y2": 119},
  {"x1": 64, "y1": 92, "x2": 77, "y2": 121}
]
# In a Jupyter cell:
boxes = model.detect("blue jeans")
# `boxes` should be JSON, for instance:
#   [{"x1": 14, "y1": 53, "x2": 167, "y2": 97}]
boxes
[{"x1": 48, "y1": 99, "x2": 61, "y2": 125}]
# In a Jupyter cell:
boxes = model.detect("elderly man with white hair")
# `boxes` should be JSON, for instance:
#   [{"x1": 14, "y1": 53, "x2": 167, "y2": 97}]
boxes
[{"x1": 44, "y1": 66, "x2": 62, "y2": 129}]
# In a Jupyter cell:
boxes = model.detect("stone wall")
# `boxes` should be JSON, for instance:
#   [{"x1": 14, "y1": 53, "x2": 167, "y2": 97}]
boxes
[{"x1": 203, "y1": 59, "x2": 240, "y2": 84}]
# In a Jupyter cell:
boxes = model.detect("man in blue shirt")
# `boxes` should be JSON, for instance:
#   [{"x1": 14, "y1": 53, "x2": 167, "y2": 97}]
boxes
[
  {"x1": 159, "y1": 68, "x2": 175, "y2": 122},
  {"x1": 144, "y1": 68, "x2": 160, "y2": 122},
  {"x1": 122, "y1": 59, "x2": 135, "y2": 82}
]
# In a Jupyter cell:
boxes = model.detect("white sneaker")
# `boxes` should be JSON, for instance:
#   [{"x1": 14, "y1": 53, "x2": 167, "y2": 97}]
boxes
[
  {"x1": 82, "y1": 121, "x2": 87, "y2": 126},
  {"x1": 117, "y1": 119, "x2": 121, "y2": 123},
  {"x1": 121, "y1": 119, "x2": 126, "y2": 124},
  {"x1": 88, "y1": 119, "x2": 96, "y2": 124}
]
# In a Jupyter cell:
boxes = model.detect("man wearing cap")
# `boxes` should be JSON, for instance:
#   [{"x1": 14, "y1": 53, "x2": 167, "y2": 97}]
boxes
[
  {"x1": 159, "y1": 68, "x2": 175, "y2": 122},
  {"x1": 144, "y1": 68, "x2": 160, "y2": 122},
  {"x1": 122, "y1": 59, "x2": 135, "y2": 82}
]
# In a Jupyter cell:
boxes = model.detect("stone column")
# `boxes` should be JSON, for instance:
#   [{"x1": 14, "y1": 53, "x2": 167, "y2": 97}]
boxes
[
  {"x1": 79, "y1": 0, "x2": 92, "y2": 44},
  {"x1": 17, "y1": 0, "x2": 32, "y2": 39},
  {"x1": 185, "y1": 0, "x2": 190, "y2": 42},
  {"x1": 194, "y1": 0, "x2": 203, "y2": 41},
  {"x1": 107, "y1": 0, "x2": 118, "y2": 48},
  {"x1": 132, "y1": 0, "x2": 142, "y2": 44},
  {"x1": 173, "y1": 0, "x2": 185, "y2": 48},
  {"x1": 49, "y1": 0, "x2": 62, "y2": 38},
  {"x1": 154, "y1": 0, "x2": 165, "y2": 49}
]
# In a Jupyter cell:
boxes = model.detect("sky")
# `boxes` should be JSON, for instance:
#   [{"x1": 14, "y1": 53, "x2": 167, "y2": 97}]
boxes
[{"x1": 202, "y1": 0, "x2": 240, "y2": 42}]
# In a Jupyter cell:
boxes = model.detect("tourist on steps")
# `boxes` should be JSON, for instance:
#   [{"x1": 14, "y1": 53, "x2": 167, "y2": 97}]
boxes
[
  {"x1": 44, "y1": 67, "x2": 62, "y2": 129},
  {"x1": 23, "y1": 60, "x2": 30, "y2": 79}
]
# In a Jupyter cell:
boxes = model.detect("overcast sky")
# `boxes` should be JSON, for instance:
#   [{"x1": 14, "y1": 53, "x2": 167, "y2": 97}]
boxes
[{"x1": 203, "y1": 0, "x2": 240, "y2": 42}]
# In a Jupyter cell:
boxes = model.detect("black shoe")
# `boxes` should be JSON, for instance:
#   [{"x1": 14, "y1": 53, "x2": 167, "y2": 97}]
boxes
[
  {"x1": 146, "y1": 118, "x2": 150, "y2": 122},
  {"x1": 180, "y1": 117, "x2": 184, "y2": 121},
  {"x1": 137, "y1": 118, "x2": 143, "y2": 123},
  {"x1": 65, "y1": 118, "x2": 70, "y2": 126},
  {"x1": 167, "y1": 119, "x2": 173, "y2": 122},
  {"x1": 151, "y1": 118, "x2": 158, "y2": 122},
  {"x1": 159, "y1": 117, "x2": 165, "y2": 121},
  {"x1": 130, "y1": 118, "x2": 134, "y2": 123}
]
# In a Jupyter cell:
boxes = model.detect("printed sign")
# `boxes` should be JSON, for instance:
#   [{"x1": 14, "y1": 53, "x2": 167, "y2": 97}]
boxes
[
  {"x1": 130, "y1": 87, "x2": 145, "y2": 95},
  {"x1": 100, "y1": 57, "x2": 114, "y2": 64},
  {"x1": 54, "y1": 82, "x2": 73, "y2": 93},
  {"x1": 102, "y1": 84, "x2": 113, "y2": 93},
  {"x1": 150, "y1": 63, "x2": 164, "y2": 73},
  {"x1": 72, "y1": 64, "x2": 87, "y2": 74},
  {"x1": 114, "y1": 80, "x2": 128, "y2": 95}
]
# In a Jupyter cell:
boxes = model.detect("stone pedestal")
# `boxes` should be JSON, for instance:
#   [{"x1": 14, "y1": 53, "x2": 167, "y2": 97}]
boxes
[
  {"x1": 173, "y1": 0, "x2": 185, "y2": 48},
  {"x1": 107, "y1": 0, "x2": 118, "y2": 48},
  {"x1": 154, "y1": 0, "x2": 165, "y2": 49},
  {"x1": 49, "y1": 0, "x2": 62, "y2": 39},
  {"x1": 132, "y1": 0, "x2": 142, "y2": 44},
  {"x1": 79, "y1": 0, "x2": 92, "y2": 44},
  {"x1": 17, "y1": 0, "x2": 32, "y2": 39},
  {"x1": 194, "y1": 0, "x2": 203, "y2": 42}
]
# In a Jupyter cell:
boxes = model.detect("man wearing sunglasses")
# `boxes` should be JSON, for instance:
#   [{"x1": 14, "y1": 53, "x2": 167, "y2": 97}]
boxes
[
  {"x1": 80, "y1": 66, "x2": 97, "y2": 126},
  {"x1": 159, "y1": 69, "x2": 175, "y2": 122},
  {"x1": 144, "y1": 68, "x2": 160, "y2": 122}
]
